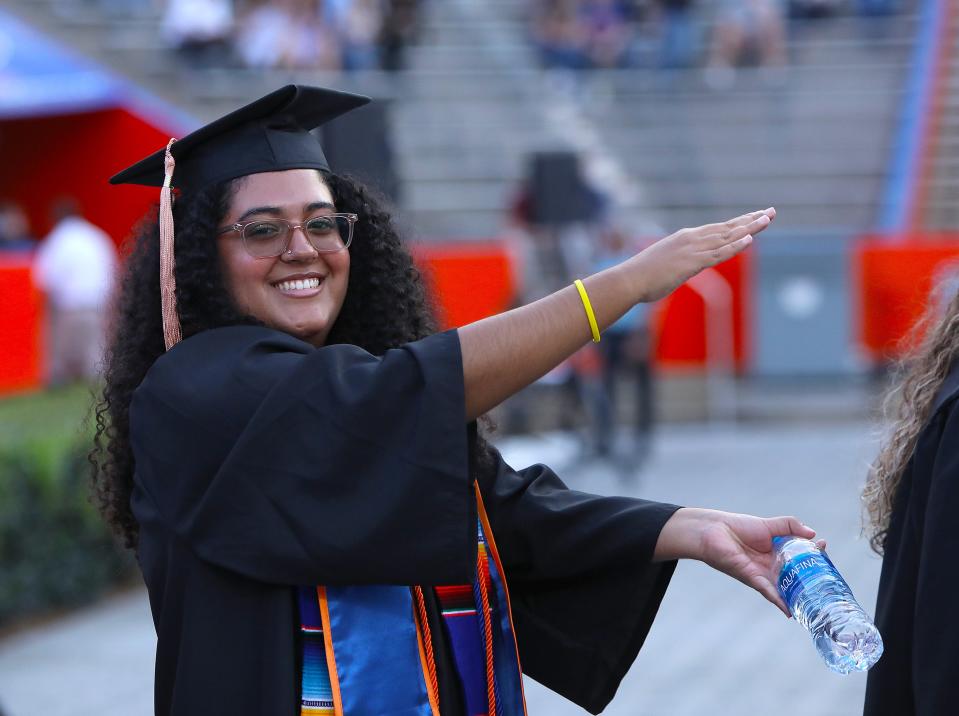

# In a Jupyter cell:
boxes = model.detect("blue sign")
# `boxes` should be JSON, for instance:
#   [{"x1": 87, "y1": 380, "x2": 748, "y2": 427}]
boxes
[{"x1": 0, "y1": 8, "x2": 122, "y2": 118}]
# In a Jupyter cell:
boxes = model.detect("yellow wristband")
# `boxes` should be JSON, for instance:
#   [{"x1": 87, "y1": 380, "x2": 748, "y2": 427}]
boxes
[{"x1": 574, "y1": 279, "x2": 601, "y2": 343}]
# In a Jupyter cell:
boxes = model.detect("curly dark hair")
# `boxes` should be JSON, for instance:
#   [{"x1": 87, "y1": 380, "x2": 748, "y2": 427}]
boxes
[{"x1": 92, "y1": 172, "x2": 492, "y2": 550}]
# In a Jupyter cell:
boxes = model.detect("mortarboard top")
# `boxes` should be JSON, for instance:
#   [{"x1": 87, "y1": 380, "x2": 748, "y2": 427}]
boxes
[
  {"x1": 109, "y1": 84, "x2": 371, "y2": 352},
  {"x1": 109, "y1": 84, "x2": 371, "y2": 191}
]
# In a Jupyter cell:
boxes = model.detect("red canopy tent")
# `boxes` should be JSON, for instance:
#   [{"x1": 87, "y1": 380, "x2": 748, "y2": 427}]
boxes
[{"x1": 0, "y1": 10, "x2": 187, "y2": 395}]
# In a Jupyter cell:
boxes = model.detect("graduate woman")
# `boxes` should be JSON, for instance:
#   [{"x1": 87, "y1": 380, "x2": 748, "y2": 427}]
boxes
[
  {"x1": 93, "y1": 85, "x2": 818, "y2": 716},
  {"x1": 862, "y1": 291, "x2": 959, "y2": 715}
]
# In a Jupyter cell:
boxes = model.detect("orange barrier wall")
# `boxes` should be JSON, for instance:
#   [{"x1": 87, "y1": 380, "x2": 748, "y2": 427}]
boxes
[
  {"x1": 654, "y1": 252, "x2": 751, "y2": 372},
  {"x1": 413, "y1": 242, "x2": 517, "y2": 328},
  {"x1": 857, "y1": 235, "x2": 959, "y2": 360},
  {"x1": 0, "y1": 259, "x2": 43, "y2": 395}
]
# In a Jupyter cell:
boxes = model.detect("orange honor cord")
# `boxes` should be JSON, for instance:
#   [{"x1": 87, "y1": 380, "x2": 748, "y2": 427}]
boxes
[
  {"x1": 316, "y1": 587, "x2": 344, "y2": 716},
  {"x1": 477, "y1": 548, "x2": 498, "y2": 715},
  {"x1": 412, "y1": 586, "x2": 442, "y2": 716},
  {"x1": 159, "y1": 138, "x2": 182, "y2": 350},
  {"x1": 473, "y1": 482, "x2": 529, "y2": 716}
]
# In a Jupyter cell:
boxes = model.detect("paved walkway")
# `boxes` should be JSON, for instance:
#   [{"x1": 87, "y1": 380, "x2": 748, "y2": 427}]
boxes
[
  {"x1": 0, "y1": 422, "x2": 882, "y2": 716},
  {"x1": 514, "y1": 423, "x2": 881, "y2": 716}
]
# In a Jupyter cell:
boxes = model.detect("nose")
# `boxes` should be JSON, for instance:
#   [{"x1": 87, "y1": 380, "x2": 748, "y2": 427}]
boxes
[{"x1": 281, "y1": 224, "x2": 318, "y2": 261}]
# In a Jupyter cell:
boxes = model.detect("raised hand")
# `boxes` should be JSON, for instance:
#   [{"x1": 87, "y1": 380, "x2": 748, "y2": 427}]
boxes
[
  {"x1": 458, "y1": 208, "x2": 778, "y2": 420},
  {"x1": 628, "y1": 208, "x2": 776, "y2": 303}
]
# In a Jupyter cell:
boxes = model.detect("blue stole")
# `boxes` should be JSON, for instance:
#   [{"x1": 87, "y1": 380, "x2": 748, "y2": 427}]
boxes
[{"x1": 297, "y1": 490, "x2": 526, "y2": 716}]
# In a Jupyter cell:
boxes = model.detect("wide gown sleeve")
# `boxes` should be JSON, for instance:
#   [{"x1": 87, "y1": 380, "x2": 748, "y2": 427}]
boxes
[
  {"x1": 477, "y1": 439, "x2": 680, "y2": 714},
  {"x1": 129, "y1": 325, "x2": 474, "y2": 587},
  {"x1": 913, "y1": 402, "x2": 959, "y2": 714}
]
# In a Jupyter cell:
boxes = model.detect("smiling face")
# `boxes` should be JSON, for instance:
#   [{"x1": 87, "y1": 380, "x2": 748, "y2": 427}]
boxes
[{"x1": 217, "y1": 169, "x2": 349, "y2": 346}]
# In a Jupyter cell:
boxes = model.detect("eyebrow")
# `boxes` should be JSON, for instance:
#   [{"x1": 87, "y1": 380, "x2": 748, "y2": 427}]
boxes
[{"x1": 236, "y1": 201, "x2": 336, "y2": 223}]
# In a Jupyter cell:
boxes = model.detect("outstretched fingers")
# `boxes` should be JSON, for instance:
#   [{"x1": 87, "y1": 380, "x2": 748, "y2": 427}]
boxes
[
  {"x1": 690, "y1": 211, "x2": 776, "y2": 270},
  {"x1": 703, "y1": 212, "x2": 773, "y2": 251},
  {"x1": 696, "y1": 208, "x2": 775, "y2": 239},
  {"x1": 702, "y1": 234, "x2": 754, "y2": 267}
]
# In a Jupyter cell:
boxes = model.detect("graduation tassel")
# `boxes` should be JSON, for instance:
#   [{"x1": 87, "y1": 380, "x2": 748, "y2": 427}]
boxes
[{"x1": 159, "y1": 138, "x2": 182, "y2": 350}]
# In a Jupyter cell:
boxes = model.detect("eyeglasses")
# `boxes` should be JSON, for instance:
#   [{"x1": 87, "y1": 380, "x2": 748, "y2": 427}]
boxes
[{"x1": 217, "y1": 213, "x2": 358, "y2": 258}]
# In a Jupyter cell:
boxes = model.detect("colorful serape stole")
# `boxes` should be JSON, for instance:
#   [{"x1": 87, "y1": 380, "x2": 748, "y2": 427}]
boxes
[
  {"x1": 297, "y1": 586, "x2": 335, "y2": 716},
  {"x1": 436, "y1": 521, "x2": 502, "y2": 716}
]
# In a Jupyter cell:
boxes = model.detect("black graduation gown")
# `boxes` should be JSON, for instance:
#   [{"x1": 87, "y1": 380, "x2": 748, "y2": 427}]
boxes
[
  {"x1": 863, "y1": 366, "x2": 959, "y2": 715},
  {"x1": 129, "y1": 325, "x2": 679, "y2": 716}
]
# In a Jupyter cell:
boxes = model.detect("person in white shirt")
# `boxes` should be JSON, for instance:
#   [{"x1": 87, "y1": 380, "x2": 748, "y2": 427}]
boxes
[
  {"x1": 161, "y1": 0, "x2": 235, "y2": 66},
  {"x1": 33, "y1": 199, "x2": 117, "y2": 385}
]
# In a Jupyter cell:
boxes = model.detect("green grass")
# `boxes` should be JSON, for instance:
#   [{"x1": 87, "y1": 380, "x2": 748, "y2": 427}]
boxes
[
  {"x1": 0, "y1": 385, "x2": 96, "y2": 474},
  {"x1": 0, "y1": 384, "x2": 136, "y2": 626}
]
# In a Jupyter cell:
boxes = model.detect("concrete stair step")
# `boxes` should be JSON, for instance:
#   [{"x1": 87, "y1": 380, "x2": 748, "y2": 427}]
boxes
[
  {"x1": 401, "y1": 154, "x2": 886, "y2": 182},
  {"x1": 395, "y1": 93, "x2": 902, "y2": 130},
  {"x1": 406, "y1": 41, "x2": 912, "y2": 72},
  {"x1": 403, "y1": 209, "x2": 506, "y2": 239},
  {"x1": 923, "y1": 215, "x2": 959, "y2": 231},
  {"x1": 405, "y1": 181, "x2": 514, "y2": 213},
  {"x1": 401, "y1": 176, "x2": 878, "y2": 215},
  {"x1": 394, "y1": 121, "x2": 892, "y2": 154},
  {"x1": 636, "y1": 182, "x2": 877, "y2": 210},
  {"x1": 656, "y1": 205, "x2": 876, "y2": 230}
]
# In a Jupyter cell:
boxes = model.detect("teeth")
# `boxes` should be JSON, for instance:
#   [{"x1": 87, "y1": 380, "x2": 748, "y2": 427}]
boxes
[{"x1": 277, "y1": 277, "x2": 321, "y2": 292}]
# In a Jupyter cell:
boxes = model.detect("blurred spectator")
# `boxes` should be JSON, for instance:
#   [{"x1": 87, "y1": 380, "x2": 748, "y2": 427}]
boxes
[
  {"x1": 529, "y1": 0, "x2": 897, "y2": 74},
  {"x1": 705, "y1": 0, "x2": 787, "y2": 88},
  {"x1": 96, "y1": 0, "x2": 158, "y2": 17},
  {"x1": 235, "y1": 0, "x2": 288, "y2": 68},
  {"x1": 533, "y1": 0, "x2": 640, "y2": 70},
  {"x1": 789, "y1": 0, "x2": 843, "y2": 19},
  {"x1": 533, "y1": 0, "x2": 590, "y2": 70},
  {"x1": 0, "y1": 201, "x2": 36, "y2": 253},
  {"x1": 32, "y1": 199, "x2": 117, "y2": 386},
  {"x1": 340, "y1": 0, "x2": 384, "y2": 70},
  {"x1": 655, "y1": 0, "x2": 699, "y2": 69},
  {"x1": 161, "y1": 0, "x2": 235, "y2": 67},
  {"x1": 237, "y1": 0, "x2": 341, "y2": 70},
  {"x1": 379, "y1": 0, "x2": 420, "y2": 71},
  {"x1": 580, "y1": 0, "x2": 635, "y2": 68},
  {"x1": 856, "y1": 0, "x2": 900, "y2": 16},
  {"x1": 591, "y1": 225, "x2": 654, "y2": 459}
]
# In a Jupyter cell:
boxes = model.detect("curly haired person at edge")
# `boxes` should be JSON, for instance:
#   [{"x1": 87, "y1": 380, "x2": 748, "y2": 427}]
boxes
[
  {"x1": 92, "y1": 85, "x2": 820, "y2": 716},
  {"x1": 862, "y1": 277, "x2": 959, "y2": 714}
]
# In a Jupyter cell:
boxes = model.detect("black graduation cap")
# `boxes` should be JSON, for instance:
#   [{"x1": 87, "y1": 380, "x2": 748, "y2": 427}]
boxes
[
  {"x1": 109, "y1": 84, "x2": 371, "y2": 190},
  {"x1": 110, "y1": 84, "x2": 370, "y2": 352}
]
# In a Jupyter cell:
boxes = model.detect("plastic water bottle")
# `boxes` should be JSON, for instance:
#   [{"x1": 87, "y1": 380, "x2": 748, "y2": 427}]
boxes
[{"x1": 772, "y1": 536, "x2": 883, "y2": 674}]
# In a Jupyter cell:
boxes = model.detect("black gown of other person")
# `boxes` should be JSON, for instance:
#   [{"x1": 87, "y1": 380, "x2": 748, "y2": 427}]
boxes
[
  {"x1": 863, "y1": 365, "x2": 959, "y2": 716},
  {"x1": 130, "y1": 325, "x2": 679, "y2": 716}
]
